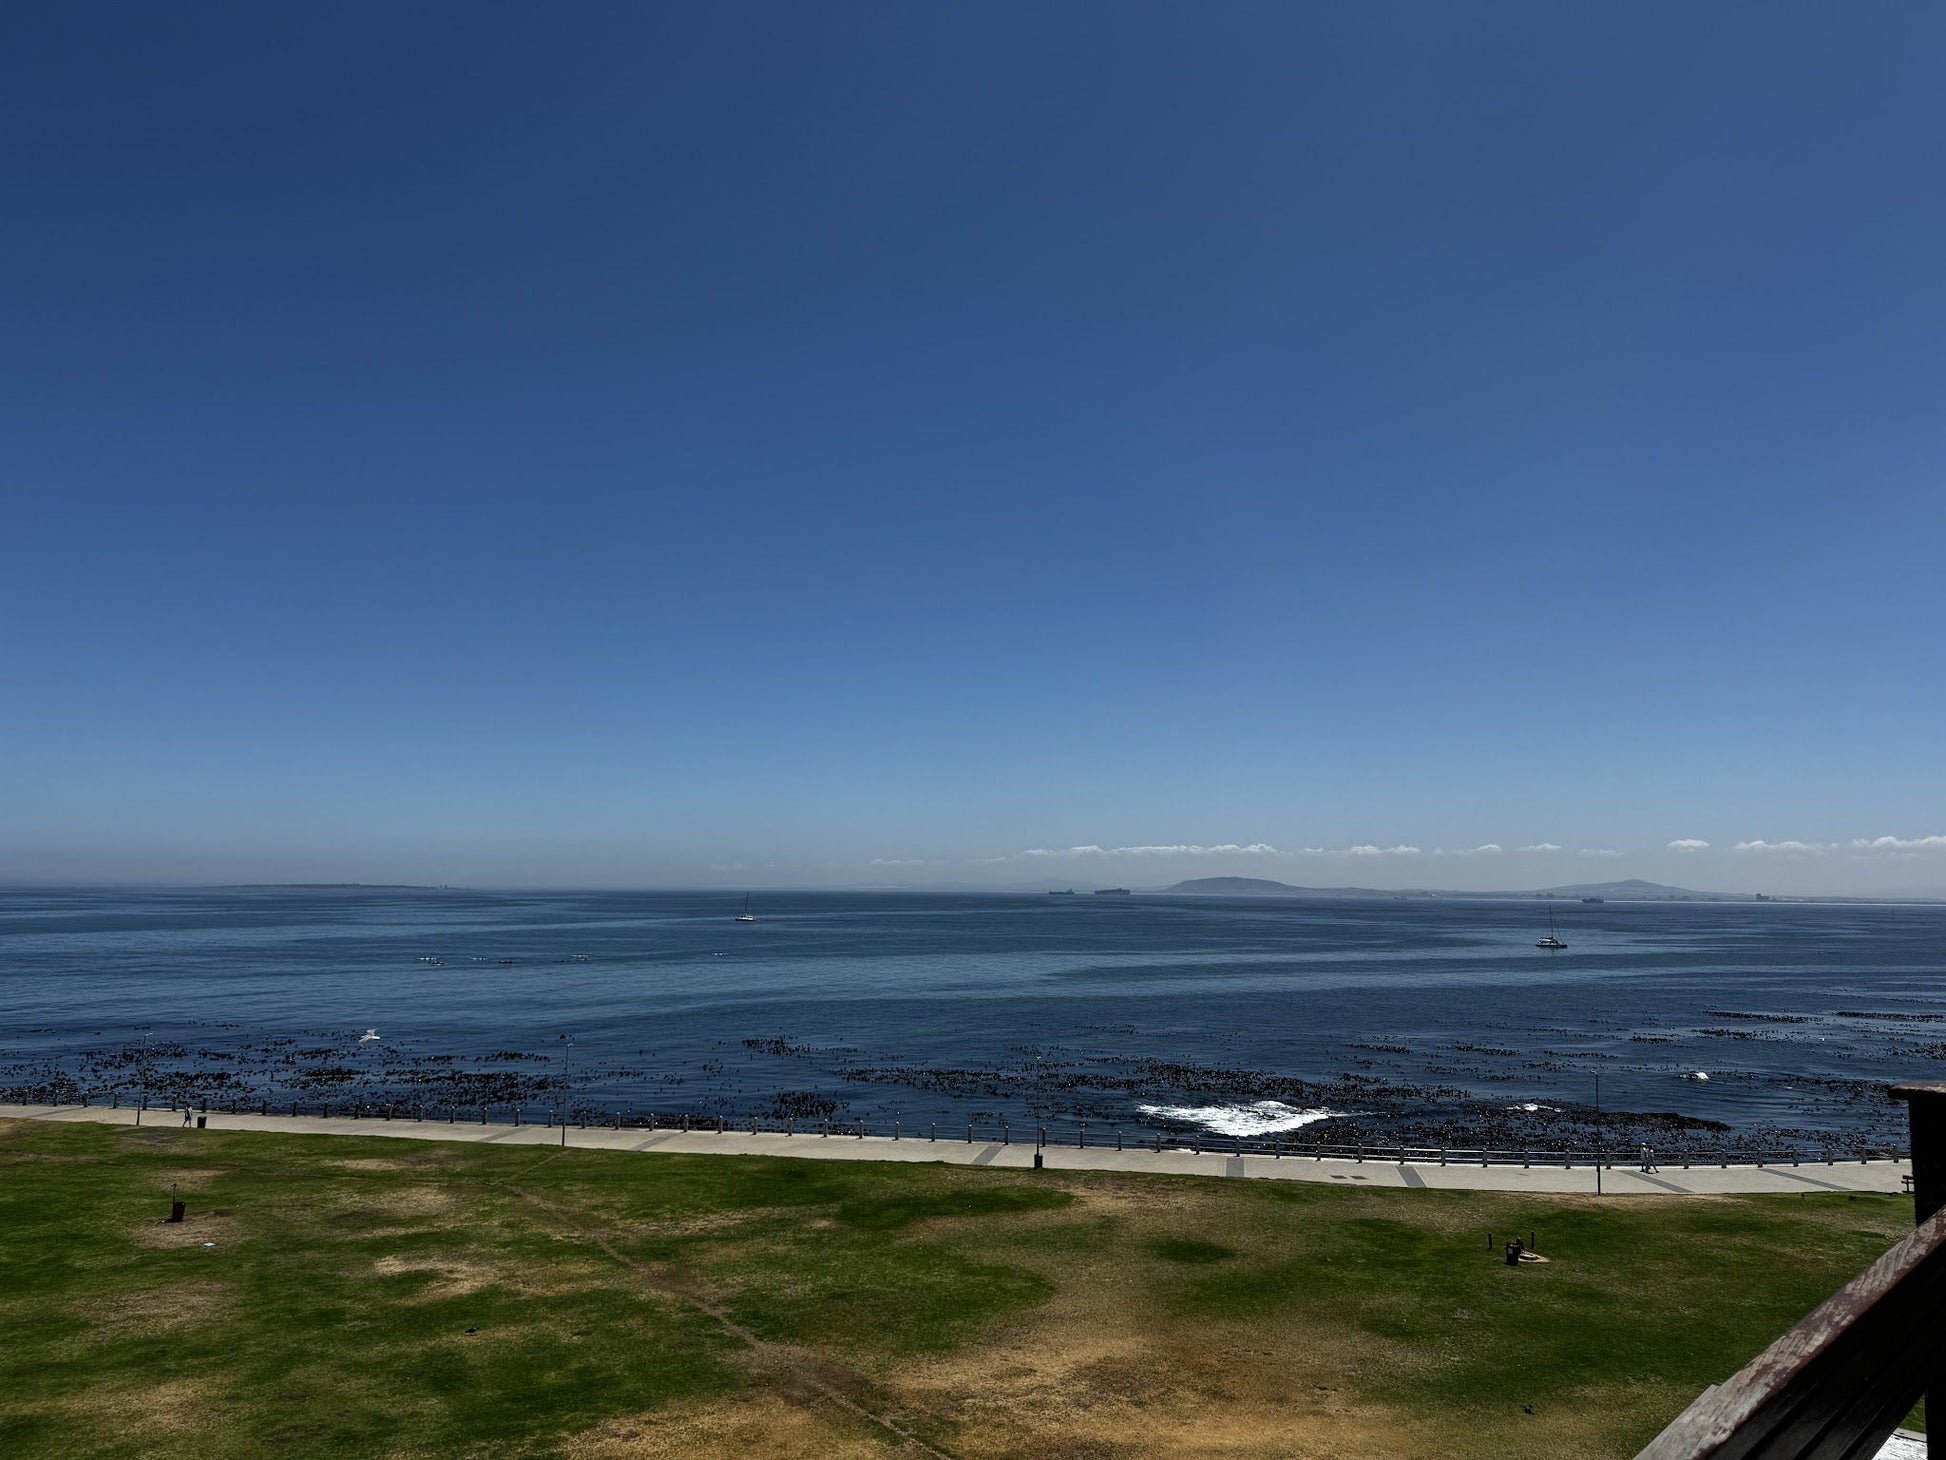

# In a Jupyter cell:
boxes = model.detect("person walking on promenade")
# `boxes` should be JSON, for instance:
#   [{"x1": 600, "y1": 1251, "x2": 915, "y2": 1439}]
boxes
[
  {"x1": 1640, "y1": 1143, "x2": 1655, "y2": 1173},
  {"x1": 181, "y1": 1107, "x2": 192, "y2": 1127}
]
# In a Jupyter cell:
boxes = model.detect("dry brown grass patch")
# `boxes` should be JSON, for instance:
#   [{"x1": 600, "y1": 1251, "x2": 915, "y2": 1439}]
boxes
[
  {"x1": 559, "y1": 1392, "x2": 892, "y2": 1459},
  {"x1": 371, "y1": 1250, "x2": 612, "y2": 1302},
  {"x1": 880, "y1": 1216, "x2": 1438, "y2": 1460},
  {"x1": 326, "y1": 1156, "x2": 420, "y2": 1171},
  {"x1": 373, "y1": 1252, "x2": 504, "y2": 1299},
  {"x1": 334, "y1": 1183, "x2": 462, "y2": 1224},
  {"x1": 895, "y1": 1320, "x2": 1432, "y2": 1460},
  {"x1": 1063, "y1": 1177, "x2": 1206, "y2": 1220},
  {"x1": 73, "y1": 1378, "x2": 218, "y2": 1438},
  {"x1": 86, "y1": 1282, "x2": 230, "y2": 1333}
]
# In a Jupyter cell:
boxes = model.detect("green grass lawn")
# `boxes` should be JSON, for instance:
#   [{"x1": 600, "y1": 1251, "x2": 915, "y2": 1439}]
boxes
[{"x1": 0, "y1": 1117, "x2": 1914, "y2": 1459}]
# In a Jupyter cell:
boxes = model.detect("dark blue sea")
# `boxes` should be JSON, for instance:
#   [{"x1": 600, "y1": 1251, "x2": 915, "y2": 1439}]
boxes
[{"x1": 3, "y1": 887, "x2": 1942, "y2": 1154}]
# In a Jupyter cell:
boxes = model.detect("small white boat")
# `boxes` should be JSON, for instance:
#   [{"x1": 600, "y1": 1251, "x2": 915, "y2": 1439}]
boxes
[
  {"x1": 734, "y1": 893, "x2": 755, "y2": 923},
  {"x1": 1536, "y1": 906, "x2": 1567, "y2": 950}
]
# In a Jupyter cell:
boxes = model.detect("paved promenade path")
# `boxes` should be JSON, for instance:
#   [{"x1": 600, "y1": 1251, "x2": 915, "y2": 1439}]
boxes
[{"x1": 2, "y1": 1103, "x2": 1911, "y2": 1198}]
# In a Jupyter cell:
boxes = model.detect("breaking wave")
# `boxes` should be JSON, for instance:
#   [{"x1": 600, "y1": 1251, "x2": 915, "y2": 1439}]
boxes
[{"x1": 1136, "y1": 1100, "x2": 1342, "y2": 1136}]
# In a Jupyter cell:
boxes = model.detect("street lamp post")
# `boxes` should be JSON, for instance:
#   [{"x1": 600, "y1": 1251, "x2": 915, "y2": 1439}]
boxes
[
  {"x1": 1594, "y1": 1070, "x2": 1603, "y2": 1197},
  {"x1": 136, "y1": 1028, "x2": 151, "y2": 1127},
  {"x1": 559, "y1": 1033, "x2": 573, "y2": 1147}
]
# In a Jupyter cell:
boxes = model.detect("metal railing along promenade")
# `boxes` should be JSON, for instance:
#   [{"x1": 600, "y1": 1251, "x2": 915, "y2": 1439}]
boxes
[{"x1": 67, "y1": 1088, "x2": 1909, "y2": 1172}]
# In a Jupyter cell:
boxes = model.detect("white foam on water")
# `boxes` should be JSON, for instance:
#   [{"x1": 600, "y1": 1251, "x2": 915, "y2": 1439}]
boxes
[
  {"x1": 1136, "y1": 1100, "x2": 1342, "y2": 1136},
  {"x1": 1508, "y1": 1103, "x2": 1559, "y2": 1113}
]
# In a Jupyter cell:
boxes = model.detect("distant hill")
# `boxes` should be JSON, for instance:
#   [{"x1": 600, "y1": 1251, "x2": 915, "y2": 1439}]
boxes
[
  {"x1": 1160, "y1": 877, "x2": 1402, "y2": 898},
  {"x1": 1162, "y1": 875, "x2": 1730, "y2": 900},
  {"x1": 224, "y1": 883, "x2": 454, "y2": 891}
]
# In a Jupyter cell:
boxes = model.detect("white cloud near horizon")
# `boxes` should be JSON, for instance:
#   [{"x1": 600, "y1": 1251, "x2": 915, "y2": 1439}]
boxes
[
  {"x1": 1023, "y1": 843, "x2": 1279, "y2": 858},
  {"x1": 1433, "y1": 844, "x2": 1502, "y2": 856},
  {"x1": 1346, "y1": 844, "x2": 1422, "y2": 857},
  {"x1": 1667, "y1": 839, "x2": 1710, "y2": 852},
  {"x1": 1728, "y1": 835, "x2": 1946, "y2": 857},
  {"x1": 1851, "y1": 835, "x2": 1946, "y2": 852},
  {"x1": 1519, "y1": 843, "x2": 1562, "y2": 853}
]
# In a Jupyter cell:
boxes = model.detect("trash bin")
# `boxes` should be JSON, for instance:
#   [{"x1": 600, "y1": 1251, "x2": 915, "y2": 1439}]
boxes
[{"x1": 195, "y1": 1116, "x2": 207, "y2": 1129}]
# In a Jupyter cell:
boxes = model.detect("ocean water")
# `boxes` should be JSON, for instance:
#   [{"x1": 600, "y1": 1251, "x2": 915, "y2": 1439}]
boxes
[{"x1": 2, "y1": 886, "x2": 1941, "y2": 1151}]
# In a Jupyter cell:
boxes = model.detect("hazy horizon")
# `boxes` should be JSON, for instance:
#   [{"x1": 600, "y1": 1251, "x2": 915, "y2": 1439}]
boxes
[
  {"x1": 5, "y1": 6, "x2": 1942, "y2": 898},
  {"x1": 5, "y1": 855, "x2": 1944, "y2": 901}
]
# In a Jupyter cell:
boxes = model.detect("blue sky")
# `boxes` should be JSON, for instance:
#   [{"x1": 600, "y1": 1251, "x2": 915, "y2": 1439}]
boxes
[{"x1": 4, "y1": 4, "x2": 1943, "y2": 894}]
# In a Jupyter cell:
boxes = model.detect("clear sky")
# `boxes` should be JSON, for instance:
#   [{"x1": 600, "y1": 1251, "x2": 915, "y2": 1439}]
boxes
[{"x1": 4, "y1": 4, "x2": 1942, "y2": 895}]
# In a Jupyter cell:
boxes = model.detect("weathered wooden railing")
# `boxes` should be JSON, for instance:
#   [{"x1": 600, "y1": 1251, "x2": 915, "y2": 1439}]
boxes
[{"x1": 1636, "y1": 1081, "x2": 1946, "y2": 1460}]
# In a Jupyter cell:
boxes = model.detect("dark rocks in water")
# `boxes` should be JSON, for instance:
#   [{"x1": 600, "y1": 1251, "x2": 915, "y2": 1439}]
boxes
[
  {"x1": 742, "y1": 1037, "x2": 813, "y2": 1057},
  {"x1": 766, "y1": 1090, "x2": 839, "y2": 1119},
  {"x1": 0, "y1": 1018, "x2": 1909, "y2": 1159}
]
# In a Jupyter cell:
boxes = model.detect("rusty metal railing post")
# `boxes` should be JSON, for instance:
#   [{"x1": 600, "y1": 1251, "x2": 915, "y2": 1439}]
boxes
[{"x1": 1894, "y1": 1082, "x2": 1946, "y2": 1454}]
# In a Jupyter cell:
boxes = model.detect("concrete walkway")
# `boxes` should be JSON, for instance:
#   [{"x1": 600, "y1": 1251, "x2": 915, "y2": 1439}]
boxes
[{"x1": 2, "y1": 1103, "x2": 1911, "y2": 1197}]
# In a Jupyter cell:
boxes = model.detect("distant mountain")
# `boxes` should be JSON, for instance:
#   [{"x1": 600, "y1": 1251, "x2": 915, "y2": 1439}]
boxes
[
  {"x1": 1160, "y1": 877, "x2": 1403, "y2": 897},
  {"x1": 1535, "y1": 879, "x2": 1713, "y2": 900},
  {"x1": 1162, "y1": 875, "x2": 1733, "y2": 900}
]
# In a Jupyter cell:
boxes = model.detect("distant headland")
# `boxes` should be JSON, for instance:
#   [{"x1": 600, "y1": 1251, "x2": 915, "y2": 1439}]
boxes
[
  {"x1": 221, "y1": 883, "x2": 457, "y2": 891},
  {"x1": 1155, "y1": 876, "x2": 1937, "y2": 904}
]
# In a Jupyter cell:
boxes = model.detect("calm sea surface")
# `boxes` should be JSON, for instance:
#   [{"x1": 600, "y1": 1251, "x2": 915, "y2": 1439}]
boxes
[{"x1": 2, "y1": 887, "x2": 1942, "y2": 1150}]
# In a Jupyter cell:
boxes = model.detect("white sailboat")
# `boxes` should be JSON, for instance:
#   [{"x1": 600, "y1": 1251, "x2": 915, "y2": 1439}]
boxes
[
  {"x1": 1536, "y1": 904, "x2": 1567, "y2": 950},
  {"x1": 735, "y1": 893, "x2": 755, "y2": 923}
]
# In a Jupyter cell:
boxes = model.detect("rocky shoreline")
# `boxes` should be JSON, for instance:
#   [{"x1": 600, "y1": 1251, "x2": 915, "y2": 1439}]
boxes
[{"x1": 0, "y1": 1025, "x2": 1911, "y2": 1158}]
